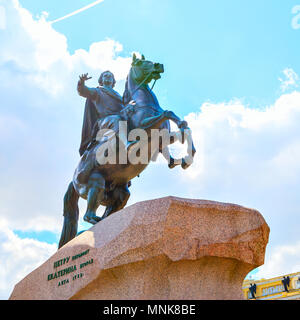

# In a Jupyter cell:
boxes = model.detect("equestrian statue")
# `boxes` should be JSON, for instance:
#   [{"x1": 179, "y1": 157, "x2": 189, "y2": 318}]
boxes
[{"x1": 58, "y1": 53, "x2": 196, "y2": 248}]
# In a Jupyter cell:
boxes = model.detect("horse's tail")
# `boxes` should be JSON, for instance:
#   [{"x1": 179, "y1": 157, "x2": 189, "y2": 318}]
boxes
[{"x1": 58, "y1": 182, "x2": 79, "y2": 249}]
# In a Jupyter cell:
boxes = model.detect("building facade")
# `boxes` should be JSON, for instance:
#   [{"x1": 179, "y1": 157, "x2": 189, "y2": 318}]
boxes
[{"x1": 243, "y1": 272, "x2": 300, "y2": 300}]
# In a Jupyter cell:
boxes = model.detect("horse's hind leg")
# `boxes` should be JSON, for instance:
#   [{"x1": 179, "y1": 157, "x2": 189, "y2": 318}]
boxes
[{"x1": 84, "y1": 172, "x2": 105, "y2": 225}]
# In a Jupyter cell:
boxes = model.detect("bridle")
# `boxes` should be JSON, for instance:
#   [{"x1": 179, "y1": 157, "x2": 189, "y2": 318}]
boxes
[{"x1": 123, "y1": 65, "x2": 157, "y2": 105}]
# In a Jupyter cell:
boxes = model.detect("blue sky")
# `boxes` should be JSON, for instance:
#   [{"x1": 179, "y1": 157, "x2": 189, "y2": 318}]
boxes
[
  {"x1": 18, "y1": 0, "x2": 300, "y2": 111},
  {"x1": 1, "y1": 0, "x2": 300, "y2": 298}
]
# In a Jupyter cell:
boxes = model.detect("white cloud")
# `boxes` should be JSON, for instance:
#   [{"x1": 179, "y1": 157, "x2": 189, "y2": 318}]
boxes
[
  {"x1": 0, "y1": 218, "x2": 56, "y2": 299},
  {"x1": 0, "y1": 0, "x2": 131, "y2": 94},
  {"x1": 254, "y1": 242, "x2": 300, "y2": 279},
  {"x1": 183, "y1": 91, "x2": 300, "y2": 183},
  {"x1": 279, "y1": 68, "x2": 299, "y2": 92},
  {"x1": 292, "y1": 5, "x2": 300, "y2": 30},
  {"x1": 0, "y1": 0, "x2": 132, "y2": 233}
]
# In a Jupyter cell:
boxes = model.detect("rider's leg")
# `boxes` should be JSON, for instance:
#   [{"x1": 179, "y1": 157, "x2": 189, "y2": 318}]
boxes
[
  {"x1": 101, "y1": 114, "x2": 137, "y2": 151},
  {"x1": 84, "y1": 172, "x2": 105, "y2": 225}
]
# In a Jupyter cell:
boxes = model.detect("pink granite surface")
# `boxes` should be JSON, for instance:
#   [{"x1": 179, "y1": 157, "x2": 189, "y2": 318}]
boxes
[{"x1": 9, "y1": 196, "x2": 269, "y2": 300}]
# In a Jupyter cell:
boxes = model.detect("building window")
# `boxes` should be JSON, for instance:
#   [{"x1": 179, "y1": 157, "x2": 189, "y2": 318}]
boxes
[
  {"x1": 262, "y1": 285, "x2": 284, "y2": 296},
  {"x1": 295, "y1": 279, "x2": 300, "y2": 289}
]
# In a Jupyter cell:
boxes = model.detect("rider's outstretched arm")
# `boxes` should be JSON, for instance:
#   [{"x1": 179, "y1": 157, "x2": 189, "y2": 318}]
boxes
[{"x1": 77, "y1": 73, "x2": 98, "y2": 100}]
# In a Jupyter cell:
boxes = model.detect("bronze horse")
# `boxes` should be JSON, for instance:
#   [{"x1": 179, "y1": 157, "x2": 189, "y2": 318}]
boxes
[{"x1": 58, "y1": 54, "x2": 196, "y2": 248}]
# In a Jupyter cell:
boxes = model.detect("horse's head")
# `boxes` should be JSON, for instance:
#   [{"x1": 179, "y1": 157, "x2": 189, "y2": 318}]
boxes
[{"x1": 130, "y1": 53, "x2": 164, "y2": 85}]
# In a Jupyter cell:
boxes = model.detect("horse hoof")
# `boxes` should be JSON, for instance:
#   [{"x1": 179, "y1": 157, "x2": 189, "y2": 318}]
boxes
[
  {"x1": 168, "y1": 163, "x2": 176, "y2": 169},
  {"x1": 88, "y1": 217, "x2": 101, "y2": 225},
  {"x1": 181, "y1": 159, "x2": 190, "y2": 170},
  {"x1": 168, "y1": 157, "x2": 176, "y2": 169},
  {"x1": 83, "y1": 212, "x2": 102, "y2": 225}
]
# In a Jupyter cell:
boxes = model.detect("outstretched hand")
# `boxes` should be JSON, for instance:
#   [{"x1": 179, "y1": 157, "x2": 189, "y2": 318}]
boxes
[{"x1": 79, "y1": 73, "x2": 92, "y2": 83}]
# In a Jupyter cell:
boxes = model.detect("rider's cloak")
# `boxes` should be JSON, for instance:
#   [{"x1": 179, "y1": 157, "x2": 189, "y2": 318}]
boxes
[{"x1": 79, "y1": 86, "x2": 124, "y2": 156}]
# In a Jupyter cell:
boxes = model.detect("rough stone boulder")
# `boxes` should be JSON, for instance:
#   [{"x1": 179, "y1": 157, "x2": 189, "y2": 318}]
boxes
[{"x1": 9, "y1": 196, "x2": 269, "y2": 300}]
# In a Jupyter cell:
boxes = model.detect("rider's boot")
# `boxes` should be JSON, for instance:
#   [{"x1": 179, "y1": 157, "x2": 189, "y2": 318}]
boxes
[
  {"x1": 84, "y1": 186, "x2": 103, "y2": 225},
  {"x1": 83, "y1": 173, "x2": 105, "y2": 225}
]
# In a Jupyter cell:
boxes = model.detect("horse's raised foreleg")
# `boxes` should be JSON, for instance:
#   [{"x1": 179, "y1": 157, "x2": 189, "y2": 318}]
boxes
[
  {"x1": 84, "y1": 172, "x2": 105, "y2": 225},
  {"x1": 140, "y1": 112, "x2": 169, "y2": 130},
  {"x1": 163, "y1": 110, "x2": 188, "y2": 130},
  {"x1": 160, "y1": 128, "x2": 196, "y2": 169},
  {"x1": 140, "y1": 110, "x2": 186, "y2": 132},
  {"x1": 181, "y1": 130, "x2": 196, "y2": 169},
  {"x1": 149, "y1": 125, "x2": 187, "y2": 168},
  {"x1": 160, "y1": 146, "x2": 181, "y2": 169}
]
